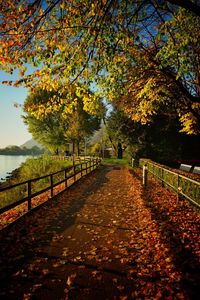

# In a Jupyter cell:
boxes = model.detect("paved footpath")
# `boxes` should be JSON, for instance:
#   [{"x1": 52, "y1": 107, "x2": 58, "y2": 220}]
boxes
[{"x1": 0, "y1": 165, "x2": 200, "y2": 300}]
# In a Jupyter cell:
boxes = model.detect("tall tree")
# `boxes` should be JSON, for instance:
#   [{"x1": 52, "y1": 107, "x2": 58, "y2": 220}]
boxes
[
  {"x1": 23, "y1": 89, "x2": 70, "y2": 153},
  {"x1": 100, "y1": 7, "x2": 200, "y2": 134},
  {"x1": 23, "y1": 86, "x2": 102, "y2": 154},
  {"x1": 1, "y1": 1, "x2": 200, "y2": 133},
  {"x1": 62, "y1": 97, "x2": 102, "y2": 155}
]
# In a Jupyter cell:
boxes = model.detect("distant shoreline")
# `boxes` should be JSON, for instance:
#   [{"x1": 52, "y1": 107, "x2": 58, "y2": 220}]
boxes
[
  {"x1": 0, "y1": 149, "x2": 43, "y2": 156},
  {"x1": 0, "y1": 167, "x2": 20, "y2": 187}
]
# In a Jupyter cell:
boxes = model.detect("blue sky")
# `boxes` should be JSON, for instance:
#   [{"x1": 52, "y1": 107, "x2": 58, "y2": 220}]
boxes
[{"x1": 0, "y1": 70, "x2": 32, "y2": 148}]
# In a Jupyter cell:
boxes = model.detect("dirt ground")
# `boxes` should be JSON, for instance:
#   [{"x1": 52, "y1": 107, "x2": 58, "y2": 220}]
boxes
[{"x1": 0, "y1": 165, "x2": 200, "y2": 300}]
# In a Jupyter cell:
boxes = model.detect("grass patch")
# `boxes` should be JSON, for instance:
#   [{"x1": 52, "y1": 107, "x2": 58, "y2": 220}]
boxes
[
  {"x1": 17, "y1": 155, "x2": 73, "y2": 181},
  {"x1": 102, "y1": 157, "x2": 130, "y2": 166},
  {"x1": 0, "y1": 155, "x2": 74, "y2": 209}
]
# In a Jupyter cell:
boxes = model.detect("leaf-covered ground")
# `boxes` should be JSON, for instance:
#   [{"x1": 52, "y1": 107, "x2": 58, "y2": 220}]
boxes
[{"x1": 0, "y1": 165, "x2": 199, "y2": 300}]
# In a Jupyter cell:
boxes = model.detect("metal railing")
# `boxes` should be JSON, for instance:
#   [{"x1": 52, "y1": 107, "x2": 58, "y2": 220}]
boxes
[
  {"x1": 0, "y1": 158, "x2": 101, "y2": 215},
  {"x1": 139, "y1": 159, "x2": 200, "y2": 208}
]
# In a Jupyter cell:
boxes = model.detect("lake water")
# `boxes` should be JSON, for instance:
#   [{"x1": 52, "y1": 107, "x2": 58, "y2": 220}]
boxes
[{"x1": 0, "y1": 155, "x2": 31, "y2": 181}]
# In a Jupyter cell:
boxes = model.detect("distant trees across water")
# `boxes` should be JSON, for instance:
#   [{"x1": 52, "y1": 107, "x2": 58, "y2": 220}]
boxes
[{"x1": 0, "y1": 145, "x2": 44, "y2": 156}]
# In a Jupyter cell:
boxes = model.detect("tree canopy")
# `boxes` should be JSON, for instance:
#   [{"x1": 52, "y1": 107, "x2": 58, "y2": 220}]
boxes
[
  {"x1": 0, "y1": 0, "x2": 200, "y2": 134},
  {"x1": 23, "y1": 86, "x2": 102, "y2": 153},
  {"x1": 106, "y1": 109, "x2": 200, "y2": 163}
]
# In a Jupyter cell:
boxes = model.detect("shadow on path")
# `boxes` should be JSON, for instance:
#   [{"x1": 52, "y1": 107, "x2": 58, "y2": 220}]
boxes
[{"x1": 0, "y1": 167, "x2": 110, "y2": 284}]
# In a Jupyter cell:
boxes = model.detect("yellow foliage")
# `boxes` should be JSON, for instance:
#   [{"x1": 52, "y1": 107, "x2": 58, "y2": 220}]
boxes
[{"x1": 180, "y1": 113, "x2": 199, "y2": 135}]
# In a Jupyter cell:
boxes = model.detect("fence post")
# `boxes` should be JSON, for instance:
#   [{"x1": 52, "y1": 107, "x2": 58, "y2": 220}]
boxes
[
  {"x1": 73, "y1": 165, "x2": 76, "y2": 182},
  {"x1": 86, "y1": 162, "x2": 88, "y2": 174},
  {"x1": 27, "y1": 180, "x2": 32, "y2": 211},
  {"x1": 50, "y1": 174, "x2": 53, "y2": 197},
  {"x1": 132, "y1": 158, "x2": 135, "y2": 167},
  {"x1": 64, "y1": 169, "x2": 68, "y2": 189},
  {"x1": 90, "y1": 158, "x2": 92, "y2": 172},
  {"x1": 161, "y1": 168, "x2": 164, "y2": 187},
  {"x1": 177, "y1": 174, "x2": 180, "y2": 200},
  {"x1": 143, "y1": 165, "x2": 148, "y2": 187},
  {"x1": 81, "y1": 163, "x2": 83, "y2": 177}
]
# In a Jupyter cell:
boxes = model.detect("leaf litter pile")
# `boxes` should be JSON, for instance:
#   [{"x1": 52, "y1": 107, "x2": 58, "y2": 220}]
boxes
[{"x1": 0, "y1": 165, "x2": 199, "y2": 300}]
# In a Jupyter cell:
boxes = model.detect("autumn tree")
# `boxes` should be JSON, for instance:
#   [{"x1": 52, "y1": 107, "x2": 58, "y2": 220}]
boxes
[
  {"x1": 0, "y1": 1, "x2": 199, "y2": 133},
  {"x1": 100, "y1": 7, "x2": 200, "y2": 134},
  {"x1": 23, "y1": 87, "x2": 102, "y2": 154},
  {"x1": 23, "y1": 111, "x2": 68, "y2": 154},
  {"x1": 23, "y1": 89, "x2": 70, "y2": 153},
  {"x1": 62, "y1": 98, "x2": 102, "y2": 156}
]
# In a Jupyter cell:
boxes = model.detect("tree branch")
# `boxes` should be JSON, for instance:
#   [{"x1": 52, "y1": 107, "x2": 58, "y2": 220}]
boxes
[{"x1": 167, "y1": 0, "x2": 200, "y2": 17}]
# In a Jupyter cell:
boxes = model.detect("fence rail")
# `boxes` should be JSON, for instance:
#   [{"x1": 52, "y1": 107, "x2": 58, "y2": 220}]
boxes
[
  {"x1": 50, "y1": 155, "x2": 93, "y2": 161},
  {"x1": 139, "y1": 159, "x2": 200, "y2": 208},
  {"x1": 0, "y1": 158, "x2": 101, "y2": 215}
]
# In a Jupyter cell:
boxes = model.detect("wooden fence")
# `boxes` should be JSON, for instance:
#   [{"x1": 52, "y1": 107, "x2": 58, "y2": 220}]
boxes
[
  {"x1": 50, "y1": 155, "x2": 93, "y2": 162},
  {"x1": 139, "y1": 159, "x2": 200, "y2": 208},
  {"x1": 0, "y1": 158, "x2": 101, "y2": 215}
]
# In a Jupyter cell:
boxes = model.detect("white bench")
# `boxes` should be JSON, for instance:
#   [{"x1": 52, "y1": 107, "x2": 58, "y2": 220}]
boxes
[
  {"x1": 193, "y1": 166, "x2": 200, "y2": 175},
  {"x1": 179, "y1": 164, "x2": 192, "y2": 172}
]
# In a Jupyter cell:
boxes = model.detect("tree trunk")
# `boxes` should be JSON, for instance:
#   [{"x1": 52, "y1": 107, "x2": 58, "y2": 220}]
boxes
[
  {"x1": 117, "y1": 142, "x2": 123, "y2": 159},
  {"x1": 77, "y1": 141, "x2": 80, "y2": 157},
  {"x1": 103, "y1": 117, "x2": 117, "y2": 155},
  {"x1": 72, "y1": 141, "x2": 75, "y2": 165}
]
